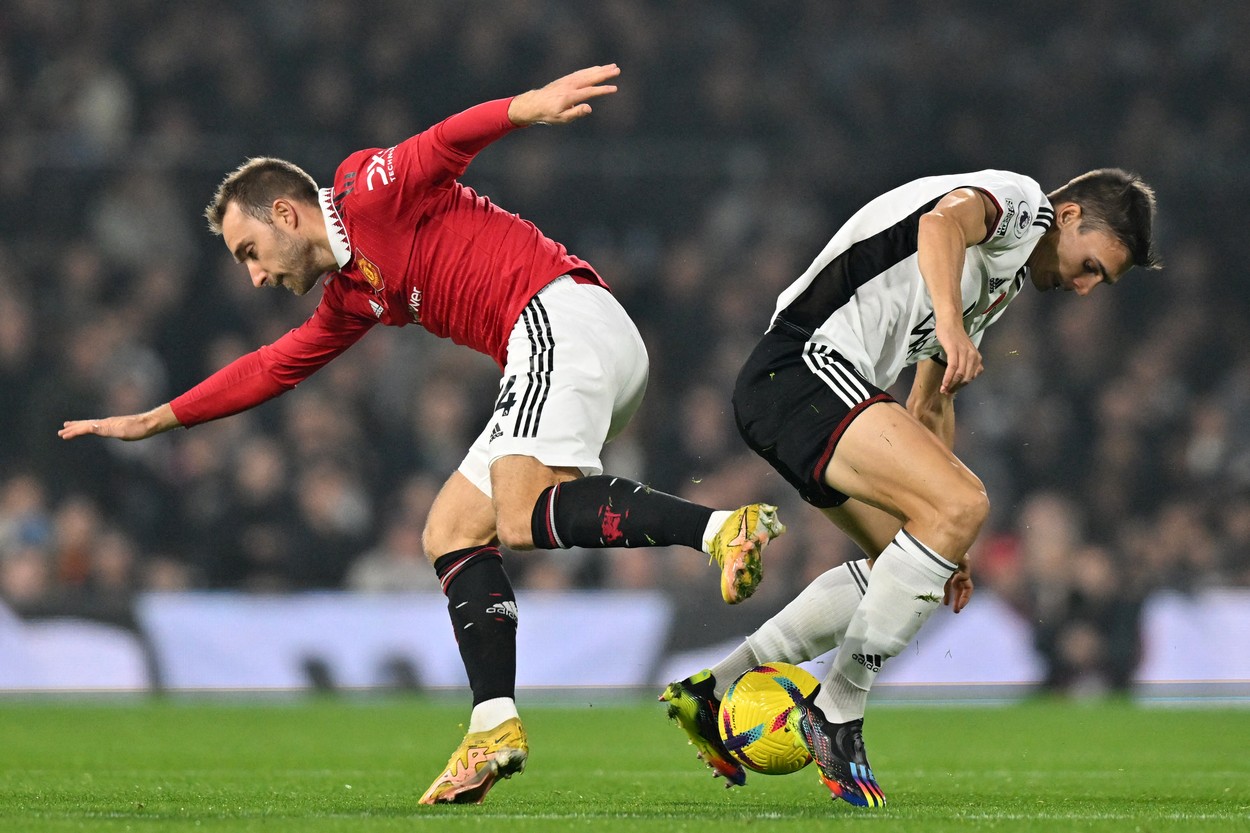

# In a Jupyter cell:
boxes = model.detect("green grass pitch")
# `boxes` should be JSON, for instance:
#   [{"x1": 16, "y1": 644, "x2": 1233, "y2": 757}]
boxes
[{"x1": 0, "y1": 695, "x2": 1247, "y2": 832}]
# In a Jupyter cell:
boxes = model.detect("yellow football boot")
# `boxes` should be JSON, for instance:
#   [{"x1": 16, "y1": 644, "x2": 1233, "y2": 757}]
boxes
[
  {"x1": 419, "y1": 717, "x2": 528, "y2": 805},
  {"x1": 659, "y1": 670, "x2": 746, "y2": 787},
  {"x1": 706, "y1": 504, "x2": 784, "y2": 604}
]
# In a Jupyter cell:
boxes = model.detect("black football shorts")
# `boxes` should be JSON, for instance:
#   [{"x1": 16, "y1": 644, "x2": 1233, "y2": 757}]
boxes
[{"x1": 732, "y1": 325, "x2": 893, "y2": 508}]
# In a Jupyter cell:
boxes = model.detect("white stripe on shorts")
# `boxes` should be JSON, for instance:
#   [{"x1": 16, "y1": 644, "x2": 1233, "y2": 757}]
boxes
[
  {"x1": 803, "y1": 344, "x2": 871, "y2": 409},
  {"x1": 514, "y1": 297, "x2": 555, "y2": 438}
]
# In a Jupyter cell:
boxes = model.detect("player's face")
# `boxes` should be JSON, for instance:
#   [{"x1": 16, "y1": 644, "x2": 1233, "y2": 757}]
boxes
[
  {"x1": 1028, "y1": 207, "x2": 1132, "y2": 296},
  {"x1": 221, "y1": 202, "x2": 324, "y2": 296}
]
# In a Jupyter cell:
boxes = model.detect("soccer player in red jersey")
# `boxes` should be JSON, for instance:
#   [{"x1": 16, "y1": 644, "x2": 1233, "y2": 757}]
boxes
[{"x1": 59, "y1": 65, "x2": 785, "y2": 804}]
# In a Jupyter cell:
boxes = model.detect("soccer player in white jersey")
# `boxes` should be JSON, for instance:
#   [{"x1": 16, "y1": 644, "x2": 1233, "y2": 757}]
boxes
[{"x1": 661, "y1": 168, "x2": 1159, "y2": 807}]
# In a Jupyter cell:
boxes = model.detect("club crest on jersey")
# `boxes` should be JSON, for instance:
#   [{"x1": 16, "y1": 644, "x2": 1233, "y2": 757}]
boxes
[
  {"x1": 1015, "y1": 204, "x2": 1032, "y2": 237},
  {"x1": 357, "y1": 256, "x2": 384, "y2": 292}
]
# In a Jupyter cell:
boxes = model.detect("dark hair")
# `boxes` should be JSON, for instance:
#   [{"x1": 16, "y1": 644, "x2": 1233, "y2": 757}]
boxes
[
  {"x1": 204, "y1": 157, "x2": 318, "y2": 235},
  {"x1": 1047, "y1": 168, "x2": 1161, "y2": 270}
]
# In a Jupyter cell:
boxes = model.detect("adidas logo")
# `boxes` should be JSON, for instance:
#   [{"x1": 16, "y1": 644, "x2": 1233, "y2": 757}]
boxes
[
  {"x1": 486, "y1": 601, "x2": 519, "y2": 621},
  {"x1": 488, "y1": 424, "x2": 503, "y2": 443},
  {"x1": 852, "y1": 653, "x2": 883, "y2": 672}
]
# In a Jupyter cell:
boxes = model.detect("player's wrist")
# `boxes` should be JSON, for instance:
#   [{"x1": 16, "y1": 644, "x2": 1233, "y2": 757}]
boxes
[
  {"x1": 505, "y1": 94, "x2": 536, "y2": 127},
  {"x1": 146, "y1": 403, "x2": 182, "y2": 435}
]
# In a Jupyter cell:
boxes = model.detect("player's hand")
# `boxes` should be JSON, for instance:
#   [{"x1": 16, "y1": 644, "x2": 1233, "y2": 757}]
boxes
[
  {"x1": 59, "y1": 404, "x2": 181, "y2": 441},
  {"x1": 60, "y1": 415, "x2": 152, "y2": 441},
  {"x1": 943, "y1": 564, "x2": 974, "y2": 613},
  {"x1": 935, "y1": 322, "x2": 982, "y2": 395},
  {"x1": 507, "y1": 64, "x2": 620, "y2": 126}
]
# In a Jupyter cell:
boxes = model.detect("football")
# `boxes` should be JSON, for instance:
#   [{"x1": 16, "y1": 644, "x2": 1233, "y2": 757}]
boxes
[{"x1": 717, "y1": 662, "x2": 820, "y2": 775}]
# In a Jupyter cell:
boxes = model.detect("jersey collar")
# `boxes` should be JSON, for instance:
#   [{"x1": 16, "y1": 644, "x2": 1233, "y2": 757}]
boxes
[{"x1": 319, "y1": 187, "x2": 352, "y2": 269}]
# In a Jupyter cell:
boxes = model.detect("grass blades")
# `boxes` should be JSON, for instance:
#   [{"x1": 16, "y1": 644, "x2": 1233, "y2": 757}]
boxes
[{"x1": 0, "y1": 696, "x2": 1246, "y2": 832}]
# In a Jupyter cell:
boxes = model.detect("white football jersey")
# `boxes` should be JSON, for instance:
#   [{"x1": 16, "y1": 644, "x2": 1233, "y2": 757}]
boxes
[{"x1": 771, "y1": 170, "x2": 1053, "y2": 389}]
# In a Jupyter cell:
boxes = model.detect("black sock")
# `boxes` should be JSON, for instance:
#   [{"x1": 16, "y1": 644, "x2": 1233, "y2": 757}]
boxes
[
  {"x1": 433, "y1": 545, "x2": 517, "y2": 706},
  {"x1": 530, "y1": 475, "x2": 714, "y2": 550}
]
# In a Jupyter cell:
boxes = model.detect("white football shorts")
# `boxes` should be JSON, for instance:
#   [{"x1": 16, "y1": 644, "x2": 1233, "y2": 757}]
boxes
[{"x1": 458, "y1": 275, "x2": 649, "y2": 498}]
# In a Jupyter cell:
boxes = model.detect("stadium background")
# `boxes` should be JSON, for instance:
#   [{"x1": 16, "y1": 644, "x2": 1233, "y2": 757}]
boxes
[{"x1": 0, "y1": 0, "x2": 1247, "y2": 696}]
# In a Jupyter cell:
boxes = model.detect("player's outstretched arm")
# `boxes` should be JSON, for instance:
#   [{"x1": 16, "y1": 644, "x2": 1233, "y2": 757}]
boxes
[
  {"x1": 59, "y1": 403, "x2": 181, "y2": 442},
  {"x1": 507, "y1": 64, "x2": 620, "y2": 126}
]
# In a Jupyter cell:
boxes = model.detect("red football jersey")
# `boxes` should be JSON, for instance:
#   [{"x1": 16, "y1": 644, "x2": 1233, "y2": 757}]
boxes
[{"x1": 171, "y1": 97, "x2": 605, "y2": 428}]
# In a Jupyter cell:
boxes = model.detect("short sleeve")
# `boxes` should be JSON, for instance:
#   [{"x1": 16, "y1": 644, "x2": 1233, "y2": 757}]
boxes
[{"x1": 967, "y1": 171, "x2": 1049, "y2": 251}]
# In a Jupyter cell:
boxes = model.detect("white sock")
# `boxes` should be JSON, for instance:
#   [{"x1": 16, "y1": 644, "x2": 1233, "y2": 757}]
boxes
[
  {"x1": 709, "y1": 642, "x2": 760, "y2": 699},
  {"x1": 701, "y1": 510, "x2": 733, "y2": 553},
  {"x1": 710, "y1": 560, "x2": 870, "y2": 698},
  {"x1": 468, "y1": 697, "x2": 519, "y2": 733},
  {"x1": 816, "y1": 531, "x2": 956, "y2": 723}
]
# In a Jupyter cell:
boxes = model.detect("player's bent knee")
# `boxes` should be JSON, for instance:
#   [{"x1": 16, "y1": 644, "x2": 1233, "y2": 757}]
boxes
[
  {"x1": 494, "y1": 511, "x2": 537, "y2": 552},
  {"x1": 948, "y1": 487, "x2": 990, "y2": 534},
  {"x1": 929, "y1": 494, "x2": 988, "y2": 551},
  {"x1": 422, "y1": 517, "x2": 496, "y2": 563},
  {"x1": 420, "y1": 525, "x2": 446, "y2": 564},
  {"x1": 906, "y1": 480, "x2": 989, "y2": 557},
  {"x1": 927, "y1": 476, "x2": 990, "y2": 533}
]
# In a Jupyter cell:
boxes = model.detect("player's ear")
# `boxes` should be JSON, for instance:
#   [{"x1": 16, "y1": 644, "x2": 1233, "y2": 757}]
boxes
[
  {"x1": 1057, "y1": 202, "x2": 1082, "y2": 227},
  {"x1": 271, "y1": 198, "x2": 297, "y2": 229}
]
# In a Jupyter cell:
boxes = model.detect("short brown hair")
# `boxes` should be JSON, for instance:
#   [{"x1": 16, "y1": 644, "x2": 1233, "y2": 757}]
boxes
[
  {"x1": 204, "y1": 157, "x2": 318, "y2": 235},
  {"x1": 1048, "y1": 168, "x2": 1161, "y2": 270}
]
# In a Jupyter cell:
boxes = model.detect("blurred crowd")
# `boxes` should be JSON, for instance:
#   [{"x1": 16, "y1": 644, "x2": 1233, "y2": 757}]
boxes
[{"x1": 2, "y1": 0, "x2": 1249, "y2": 694}]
